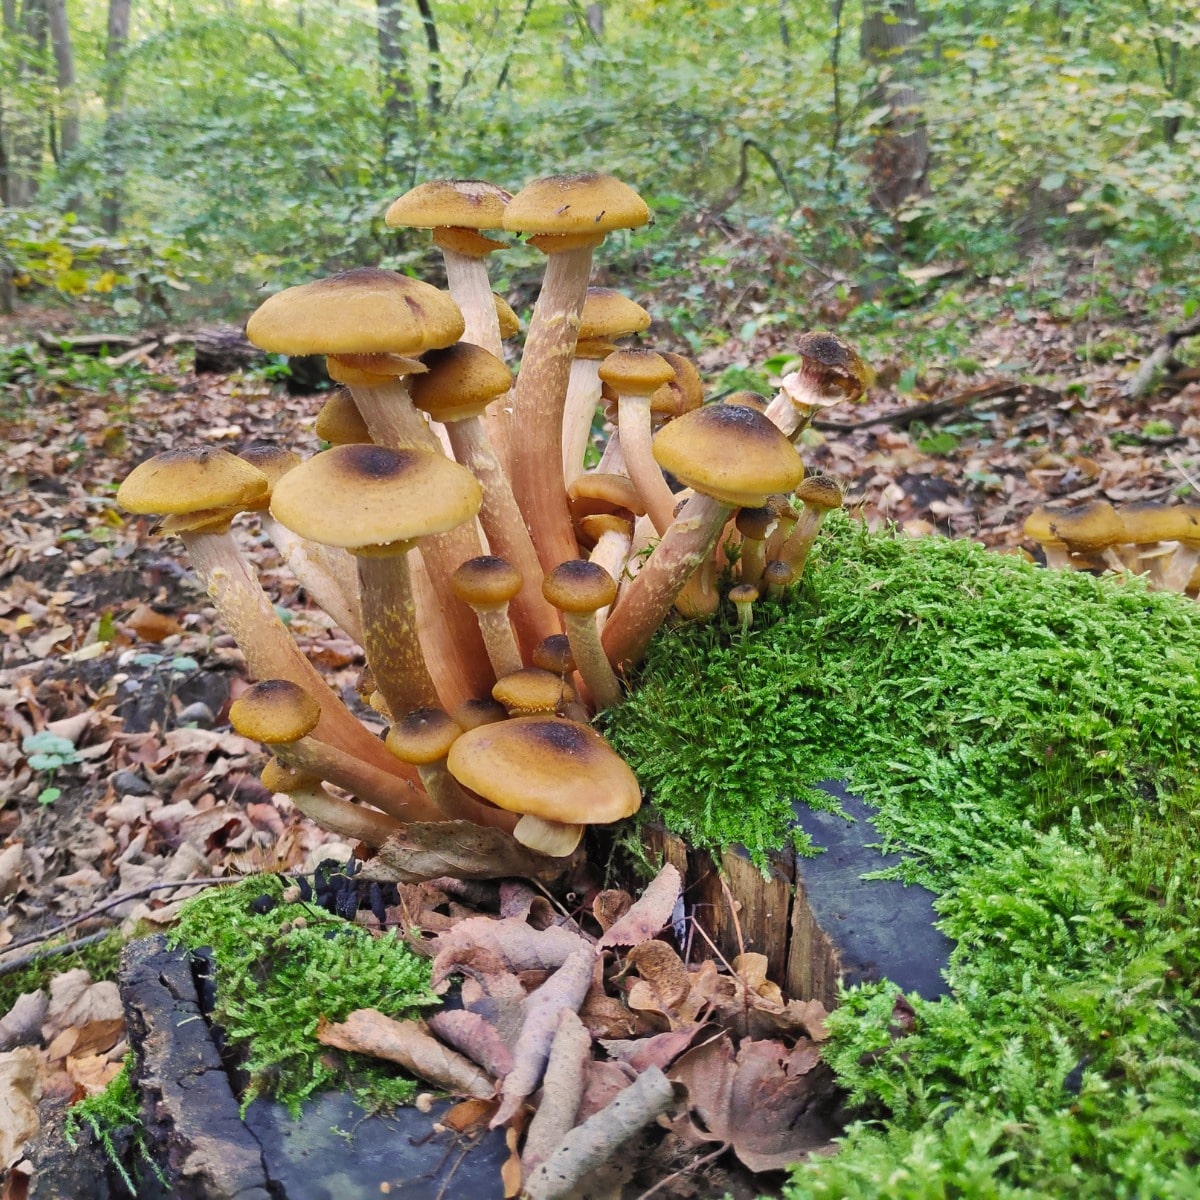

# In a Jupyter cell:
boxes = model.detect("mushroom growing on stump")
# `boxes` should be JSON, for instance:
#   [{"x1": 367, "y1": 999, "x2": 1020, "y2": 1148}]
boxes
[
  {"x1": 447, "y1": 716, "x2": 642, "y2": 858},
  {"x1": 451, "y1": 556, "x2": 525, "y2": 680},
  {"x1": 410, "y1": 341, "x2": 560, "y2": 653},
  {"x1": 764, "y1": 333, "x2": 872, "y2": 441},
  {"x1": 260, "y1": 757, "x2": 405, "y2": 848},
  {"x1": 502, "y1": 173, "x2": 651, "y2": 573},
  {"x1": 543, "y1": 560, "x2": 622, "y2": 710},
  {"x1": 269, "y1": 443, "x2": 483, "y2": 721},
  {"x1": 116, "y1": 447, "x2": 411, "y2": 790},
  {"x1": 601, "y1": 403, "x2": 804, "y2": 671},
  {"x1": 598, "y1": 348, "x2": 679, "y2": 536},
  {"x1": 1042, "y1": 501, "x2": 1127, "y2": 574},
  {"x1": 779, "y1": 476, "x2": 844, "y2": 580}
]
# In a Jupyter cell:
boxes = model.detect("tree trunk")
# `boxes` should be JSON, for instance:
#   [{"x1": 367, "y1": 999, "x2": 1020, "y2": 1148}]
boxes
[
  {"x1": 4, "y1": 0, "x2": 50, "y2": 207},
  {"x1": 377, "y1": 0, "x2": 413, "y2": 162},
  {"x1": 101, "y1": 0, "x2": 132, "y2": 234},
  {"x1": 45, "y1": 0, "x2": 77, "y2": 161},
  {"x1": 414, "y1": 0, "x2": 441, "y2": 114},
  {"x1": 860, "y1": 0, "x2": 930, "y2": 215}
]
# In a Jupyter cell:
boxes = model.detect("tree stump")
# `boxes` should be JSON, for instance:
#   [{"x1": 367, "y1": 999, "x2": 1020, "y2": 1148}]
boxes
[{"x1": 191, "y1": 324, "x2": 265, "y2": 375}]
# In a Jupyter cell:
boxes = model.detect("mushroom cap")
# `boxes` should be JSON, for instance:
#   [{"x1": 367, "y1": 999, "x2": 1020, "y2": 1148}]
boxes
[
  {"x1": 568, "y1": 472, "x2": 647, "y2": 521},
  {"x1": 579, "y1": 513, "x2": 633, "y2": 545},
  {"x1": 246, "y1": 268, "x2": 464, "y2": 357},
  {"x1": 1118, "y1": 502, "x2": 1198, "y2": 545},
  {"x1": 531, "y1": 634, "x2": 576, "y2": 675},
  {"x1": 1043, "y1": 501, "x2": 1125, "y2": 552},
  {"x1": 446, "y1": 715, "x2": 641, "y2": 824},
  {"x1": 237, "y1": 443, "x2": 302, "y2": 493},
  {"x1": 735, "y1": 505, "x2": 774, "y2": 541},
  {"x1": 795, "y1": 476, "x2": 843, "y2": 511},
  {"x1": 409, "y1": 342, "x2": 512, "y2": 422},
  {"x1": 118, "y1": 447, "x2": 268, "y2": 516},
  {"x1": 792, "y1": 332, "x2": 872, "y2": 400},
  {"x1": 651, "y1": 352, "x2": 704, "y2": 421},
  {"x1": 314, "y1": 390, "x2": 373, "y2": 445},
  {"x1": 729, "y1": 583, "x2": 759, "y2": 605},
  {"x1": 386, "y1": 707, "x2": 462, "y2": 765},
  {"x1": 598, "y1": 348, "x2": 676, "y2": 396},
  {"x1": 453, "y1": 697, "x2": 509, "y2": 731},
  {"x1": 261, "y1": 756, "x2": 313, "y2": 793},
  {"x1": 543, "y1": 560, "x2": 618, "y2": 614},
  {"x1": 723, "y1": 390, "x2": 770, "y2": 412},
  {"x1": 385, "y1": 179, "x2": 512, "y2": 230},
  {"x1": 493, "y1": 293, "x2": 520, "y2": 339},
  {"x1": 1023, "y1": 505, "x2": 1066, "y2": 547},
  {"x1": 269, "y1": 443, "x2": 482, "y2": 552},
  {"x1": 762, "y1": 560, "x2": 795, "y2": 589},
  {"x1": 652, "y1": 403, "x2": 804, "y2": 508},
  {"x1": 492, "y1": 668, "x2": 571, "y2": 715},
  {"x1": 326, "y1": 353, "x2": 427, "y2": 390},
  {"x1": 578, "y1": 288, "x2": 652, "y2": 341},
  {"x1": 452, "y1": 555, "x2": 524, "y2": 608},
  {"x1": 229, "y1": 679, "x2": 321, "y2": 744},
  {"x1": 503, "y1": 173, "x2": 650, "y2": 238}
]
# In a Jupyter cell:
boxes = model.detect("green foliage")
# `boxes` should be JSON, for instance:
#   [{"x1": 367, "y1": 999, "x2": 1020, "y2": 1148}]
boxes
[
  {"x1": 170, "y1": 873, "x2": 438, "y2": 1116},
  {"x1": 607, "y1": 513, "x2": 1200, "y2": 883},
  {"x1": 0, "y1": 929, "x2": 128, "y2": 1020},
  {"x1": 65, "y1": 1055, "x2": 164, "y2": 1195}
]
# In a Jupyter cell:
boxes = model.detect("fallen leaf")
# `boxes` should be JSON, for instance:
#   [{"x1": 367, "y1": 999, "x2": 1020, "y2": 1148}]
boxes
[
  {"x1": 0, "y1": 993, "x2": 48, "y2": 1053},
  {"x1": 592, "y1": 889, "x2": 632, "y2": 932},
  {"x1": 597, "y1": 864, "x2": 682, "y2": 950},
  {"x1": 627, "y1": 941, "x2": 691, "y2": 1014},
  {"x1": 46, "y1": 1018, "x2": 125, "y2": 1063},
  {"x1": 521, "y1": 1010, "x2": 591, "y2": 1176},
  {"x1": 442, "y1": 1096, "x2": 498, "y2": 1133},
  {"x1": 317, "y1": 1010, "x2": 493, "y2": 1098},
  {"x1": 493, "y1": 947, "x2": 597, "y2": 1127},
  {"x1": 124, "y1": 603, "x2": 183, "y2": 642},
  {"x1": 432, "y1": 918, "x2": 589, "y2": 985},
  {"x1": 598, "y1": 1027, "x2": 701, "y2": 1074},
  {"x1": 427, "y1": 1009, "x2": 514, "y2": 1080},
  {"x1": 41, "y1": 973, "x2": 122, "y2": 1044},
  {"x1": 65, "y1": 1053, "x2": 123, "y2": 1096},
  {"x1": 0, "y1": 1048, "x2": 40, "y2": 1170},
  {"x1": 523, "y1": 1066, "x2": 680, "y2": 1200},
  {"x1": 668, "y1": 1032, "x2": 839, "y2": 1173}
]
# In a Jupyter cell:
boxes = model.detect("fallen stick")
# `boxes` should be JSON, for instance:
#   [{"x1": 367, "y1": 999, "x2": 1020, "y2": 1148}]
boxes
[
  {"x1": 813, "y1": 380, "x2": 1024, "y2": 431},
  {"x1": 1126, "y1": 311, "x2": 1200, "y2": 399}
]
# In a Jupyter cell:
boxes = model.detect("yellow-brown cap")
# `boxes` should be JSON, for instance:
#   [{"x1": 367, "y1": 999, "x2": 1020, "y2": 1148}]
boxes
[
  {"x1": 503, "y1": 173, "x2": 649, "y2": 244},
  {"x1": 530, "y1": 634, "x2": 576, "y2": 675},
  {"x1": 409, "y1": 342, "x2": 512, "y2": 423},
  {"x1": 1042, "y1": 501, "x2": 1124, "y2": 552},
  {"x1": 598, "y1": 348, "x2": 676, "y2": 396},
  {"x1": 543, "y1": 560, "x2": 618, "y2": 614},
  {"x1": 789, "y1": 333, "x2": 872, "y2": 402},
  {"x1": 269, "y1": 443, "x2": 481, "y2": 552},
  {"x1": 118, "y1": 447, "x2": 268, "y2": 517},
  {"x1": 246, "y1": 268, "x2": 464, "y2": 357},
  {"x1": 796, "y1": 476, "x2": 843, "y2": 511},
  {"x1": 314, "y1": 390, "x2": 373, "y2": 446},
  {"x1": 446, "y1": 715, "x2": 641, "y2": 824},
  {"x1": 493, "y1": 293, "x2": 520, "y2": 340},
  {"x1": 451, "y1": 556, "x2": 524, "y2": 608},
  {"x1": 386, "y1": 707, "x2": 462, "y2": 766},
  {"x1": 229, "y1": 679, "x2": 321, "y2": 744},
  {"x1": 385, "y1": 179, "x2": 511, "y2": 231},
  {"x1": 578, "y1": 288, "x2": 652, "y2": 342},
  {"x1": 492, "y1": 668, "x2": 570, "y2": 716}
]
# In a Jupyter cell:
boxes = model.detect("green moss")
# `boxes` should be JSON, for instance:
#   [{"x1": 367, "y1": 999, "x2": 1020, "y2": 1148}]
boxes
[
  {"x1": 605, "y1": 516, "x2": 1200, "y2": 1195},
  {"x1": 0, "y1": 928, "x2": 128, "y2": 1015},
  {"x1": 170, "y1": 873, "x2": 438, "y2": 1117}
]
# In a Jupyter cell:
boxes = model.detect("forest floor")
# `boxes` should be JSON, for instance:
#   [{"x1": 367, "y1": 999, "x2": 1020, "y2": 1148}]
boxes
[{"x1": 1, "y1": 253, "x2": 1198, "y2": 1191}]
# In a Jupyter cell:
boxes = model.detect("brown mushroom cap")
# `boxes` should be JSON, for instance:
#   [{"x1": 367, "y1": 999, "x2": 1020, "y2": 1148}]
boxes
[
  {"x1": 1043, "y1": 501, "x2": 1125, "y2": 552},
  {"x1": 762, "y1": 560, "x2": 795, "y2": 590},
  {"x1": 493, "y1": 294, "x2": 520, "y2": 340},
  {"x1": 729, "y1": 583, "x2": 759, "y2": 605},
  {"x1": 446, "y1": 715, "x2": 641, "y2": 824},
  {"x1": 1118, "y1": 502, "x2": 1197, "y2": 545},
  {"x1": 386, "y1": 707, "x2": 463, "y2": 766},
  {"x1": 531, "y1": 634, "x2": 576, "y2": 675},
  {"x1": 261, "y1": 756, "x2": 313, "y2": 793},
  {"x1": 452, "y1": 555, "x2": 524, "y2": 608},
  {"x1": 453, "y1": 697, "x2": 509, "y2": 731},
  {"x1": 723, "y1": 390, "x2": 770, "y2": 412},
  {"x1": 246, "y1": 268, "x2": 464, "y2": 357},
  {"x1": 503, "y1": 173, "x2": 650, "y2": 239},
  {"x1": 229, "y1": 679, "x2": 321, "y2": 744},
  {"x1": 792, "y1": 332, "x2": 872, "y2": 400},
  {"x1": 578, "y1": 288, "x2": 652, "y2": 342},
  {"x1": 598, "y1": 348, "x2": 676, "y2": 396},
  {"x1": 736, "y1": 505, "x2": 774, "y2": 541},
  {"x1": 1023, "y1": 505, "x2": 1065, "y2": 547},
  {"x1": 385, "y1": 179, "x2": 512, "y2": 231},
  {"x1": 237, "y1": 443, "x2": 302, "y2": 493},
  {"x1": 651, "y1": 352, "x2": 704, "y2": 421},
  {"x1": 543, "y1": 560, "x2": 618, "y2": 614},
  {"x1": 492, "y1": 668, "x2": 570, "y2": 716},
  {"x1": 409, "y1": 342, "x2": 512, "y2": 423},
  {"x1": 269, "y1": 443, "x2": 482, "y2": 552},
  {"x1": 796, "y1": 476, "x2": 843, "y2": 511},
  {"x1": 314, "y1": 390, "x2": 373, "y2": 445},
  {"x1": 568, "y1": 473, "x2": 647, "y2": 521},
  {"x1": 118, "y1": 447, "x2": 268, "y2": 517},
  {"x1": 652, "y1": 403, "x2": 804, "y2": 508}
]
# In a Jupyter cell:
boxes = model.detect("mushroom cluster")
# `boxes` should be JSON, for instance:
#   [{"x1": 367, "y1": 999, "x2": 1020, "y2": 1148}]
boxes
[
  {"x1": 1023, "y1": 500, "x2": 1200, "y2": 594},
  {"x1": 116, "y1": 174, "x2": 870, "y2": 871}
]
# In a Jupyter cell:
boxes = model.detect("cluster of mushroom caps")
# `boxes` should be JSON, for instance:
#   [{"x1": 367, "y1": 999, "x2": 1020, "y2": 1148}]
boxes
[
  {"x1": 1024, "y1": 499, "x2": 1200, "y2": 594},
  {"x1": 115, "y1": 173, "x2": 870, "y2": 870}
]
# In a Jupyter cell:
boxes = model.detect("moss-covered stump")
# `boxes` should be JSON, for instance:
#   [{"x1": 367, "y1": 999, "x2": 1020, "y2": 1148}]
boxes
[{"x1": 609, "y1": 516, "x2": 1200, "y2": 1196}]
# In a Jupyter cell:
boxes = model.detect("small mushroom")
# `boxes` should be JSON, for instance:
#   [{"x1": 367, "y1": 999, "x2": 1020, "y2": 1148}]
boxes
[
  {"x1": 728, "y1": 582, "x2": 759, "y2": 632},
  {"x1": 779, "y1": 476, "x2": 844, "y2": 579},
  {"x1": 451, "y1": 556, "x2": 526, "y2": 680},
  {"x1": 764, "y1": 333, "x2": 871, "y2": 440},
  {"x1": 543, "y1": 560, "x2": 623, "y2": 710}
]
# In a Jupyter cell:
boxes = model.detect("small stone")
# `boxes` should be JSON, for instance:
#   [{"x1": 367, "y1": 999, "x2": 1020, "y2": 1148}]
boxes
[
  {"x1": 176, "y1": 701, "x2": 216, "y2": 727},
  {"x1": 111, "y1": 769, "x2": 152, "y2": 796}
]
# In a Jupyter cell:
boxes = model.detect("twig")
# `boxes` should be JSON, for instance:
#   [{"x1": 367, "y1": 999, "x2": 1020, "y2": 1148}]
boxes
[
  {"x1": 1167, "y1": 452, "x2": 1200, "y2": 496},
  {"x1": 0, "y1": 930, "x2": 114, "y2": 978},
  {"x1": 1, "y1": 877, "x2": 237, "y2": 957},
  {"x1": 1126, "y1": 310, "x2": 1200, "y2": 399},
  {"x1": 634, "y1": 1143, "x2": 729, "y2": 1200},
  {"x1": 814, "y1": 380, "x2": 1025, "y2": 432}
]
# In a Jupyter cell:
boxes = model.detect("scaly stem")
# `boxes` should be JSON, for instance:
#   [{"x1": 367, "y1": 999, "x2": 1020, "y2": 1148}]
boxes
[
  {"x1": 285, "y1": 781, "x2": 406, "y2": 847},
  {"x1": 618, "y1": 391, "x2": 676, "y2": 535},
  {"x1": 561, "y1": 357, "x2": 603, "y2": 487}
]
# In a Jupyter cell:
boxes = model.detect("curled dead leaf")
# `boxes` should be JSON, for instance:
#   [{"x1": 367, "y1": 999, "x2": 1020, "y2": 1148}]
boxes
[
  {"x1": 432, "y1": 917, "x2": 590, "y2": 985},
  {"x1": 597, "y1": 864, "x2": 682, "y2": 950}
]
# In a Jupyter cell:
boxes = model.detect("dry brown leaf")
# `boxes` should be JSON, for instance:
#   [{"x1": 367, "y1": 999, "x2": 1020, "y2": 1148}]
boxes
[
  {"x1": 317, "y1": 1010, "x2": 493, "y2": 1098},
  {"x1": 578, "y1": 988, "x2": 638, "y2": 1040},
  {"x1": 46, "y1": 1017, "x2": 125, "y2": 1064},
  {"x1": 498, "y1": 881, "x2": 537, "y2": 920},
  {"x1": 627, "y1": 941, "x2": 691, "y2": 1013},
  {"x1": 0, "y1": 1048, "x2": 40, "y2": 1171},
  {"x1": 427, "y1": 1009, "x2": 514, "y2": 1080},
  {"x1": 521, "y1": 1009, "x2": 591, "y2": 1176},
  {"x1": 576, "y1": 1059, "x2": 635, "y2": 1122},
  {"x1": 65, "y1": 1053, "x2": 123, "y2": 1096},
  {"x1": 0, "y1": 993, "x2": 47, "y2": 1054},
  {"x1": 592, "y1": 888, "x2": 632, "y2": 932},
  {"x1": 667, "y1": 1032, "x2": 839, "y2": 1173},
  {"x1": 442, "y1": 1096, "x2": 498, "y2": 1133},
  {"x1": 523, "y1": 1066, "x2": 680, "y2": 1200},
  {"x1": 125, "y1": 603, "x2": 183, "y2": 643},
  {"x1": 598, "y1": 1026, "x2": 702, "y2": 1075},
  {"x1": 41, "y1": 973, "x2": 121, "y2": 1044},
  {"x1": 502, "y1": 1121, "x2": 524, "y2": 1199},
  {"x1": 360, "y1": 822, "x2": 579, "y2": 883},
  {"x1": 493, "y1": 947, "x2": 597, "y2": 1127},
  {"x1": 596, "y1": 864, "x2": 682, "y2": 950},
  {"x1": 432, "y1": 917, "x2": 589, "y2": 985}
]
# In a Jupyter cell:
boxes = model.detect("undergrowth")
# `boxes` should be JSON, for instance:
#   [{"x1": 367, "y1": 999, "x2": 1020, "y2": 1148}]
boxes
[
  {"x1": 0, "y1": 927, "x2": 127, "y2": 1015},
  {"x1": 170, "y1": 873, "x2": 438, "y2": 1116},
  {"x1": 606, "y1": 515, "x2": 1200, "y2": 1195}
]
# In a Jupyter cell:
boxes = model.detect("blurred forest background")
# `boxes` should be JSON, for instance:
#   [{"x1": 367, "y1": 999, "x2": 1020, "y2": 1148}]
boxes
[{"x1": 1, "y1": 0, "x2": 1197, "y2": 360}]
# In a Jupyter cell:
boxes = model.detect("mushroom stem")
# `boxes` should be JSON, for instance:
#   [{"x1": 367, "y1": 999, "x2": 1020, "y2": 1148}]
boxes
[
  {"x1": 561, "y1": 357, "x2": 604, "y2": 487},
  {"x1": 513, "y1": 815, "x2": 584, "y2": 857},
  {"x1": 347, "y1": 378, "x2": 494, "y2": 704},
  {"x1": 562, "y1": 610, "x2": 622, "y2": 710},
  {"x1": 470, "y1": 602, "x2": 525, "y2": 680},
  {"x1": 1164, "y1": 544, "x2": 1200, "y2": 592},
  {"x1": 444, "y1": 417, "x2": 562, "y2": 654},
  {"x1": 618, "y1": 390, "x2": 677, "y2": 536},
  {"x1": 600, "y1": 493, "x2": 732, "y2": 671},
  {"x1": 259, "y1": 515, "x2": 364, "y2": 644},
  {"x1": 779, "y1": 506, "x2": 831, "y2": 576},
  {"x1": 356, "y1": 549, "x2": 442, "y2": 719},
  {"x1": 587, "y1": 527, "x2": 632, "y2": 629},
  {"x1": 674, "y1": 554, "x2": 720, "y2": 619},
  {"x1": 282, "y1": 780, "x2": 407, "y2": 847},
  {"x1": 596, "y1": 430, "x2": 627, "y2": 476},
  {"x1": 180, "y1": 530, "x2": 413, "y2": 786},
  {"x1": 509, "y1": 243, "x2": 595, "y2": 573}
]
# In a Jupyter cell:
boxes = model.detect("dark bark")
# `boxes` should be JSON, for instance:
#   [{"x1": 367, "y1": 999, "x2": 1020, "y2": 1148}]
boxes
[
  {"x1": 414, "y1": 0, "x2": 441, "y2": 113},
  {"x1": 860, "y1": 0, "x2": 930, "y2": 215},
  {"x1": 46, "y1": 0, "x2": 77, "y2": 161},
  {"x1": 377, "y1": 0, "x2": 413, "y2": 155},
  {"x1": 100, "y1": 0, "x2": 131, "y2": 234}
]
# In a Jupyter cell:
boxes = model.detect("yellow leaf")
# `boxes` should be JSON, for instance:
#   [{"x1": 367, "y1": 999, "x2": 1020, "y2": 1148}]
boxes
[{"x1": 92, "y1": 270, "x2": 118, "y2": 294}]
